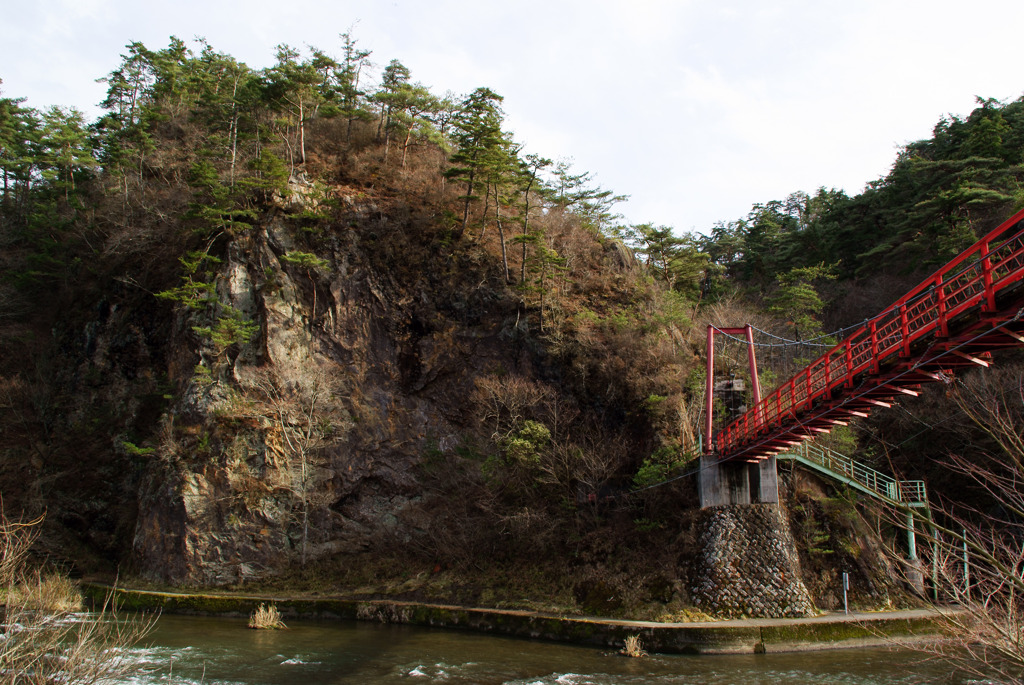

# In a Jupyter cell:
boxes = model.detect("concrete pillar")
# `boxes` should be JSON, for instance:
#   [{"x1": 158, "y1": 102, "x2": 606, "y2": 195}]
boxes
[
  {"x1": 700, "y1": 455, "x2": 780, "y2": 508},
  {"x1": 904, "y1": 558, "x2": 925, "y2": 596},
  {"x1": 757, "y1": 456, "x2": 780, "y2": 504},
  {"x1": 905, "y1": 509, "x2": 917, "y2": 560},
  {"x1": 700, "y1": 455, "x2": 745, "y2": 507},
  {"x1": 903, "y1": 509, "x2": 924, "y2": 595}
]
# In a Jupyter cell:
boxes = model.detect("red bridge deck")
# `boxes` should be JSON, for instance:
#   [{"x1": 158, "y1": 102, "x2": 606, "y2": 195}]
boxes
[{"x1": 714, "y1": 207, "x2": 1024, "y2": 461}]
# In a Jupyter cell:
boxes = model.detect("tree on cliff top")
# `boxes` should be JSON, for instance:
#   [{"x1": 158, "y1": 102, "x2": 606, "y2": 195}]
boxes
[
  {"x1": 265, "y1": 44, "x2": 332, "y2": 173},
  {"x1": 445, "y1": 87, "x2": 507, "y2": 238}
]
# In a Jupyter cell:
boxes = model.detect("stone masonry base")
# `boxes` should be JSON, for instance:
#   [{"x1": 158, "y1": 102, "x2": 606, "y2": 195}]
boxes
[{"x1": 691, "y1": 503, "x2": 815, "y2": 618}]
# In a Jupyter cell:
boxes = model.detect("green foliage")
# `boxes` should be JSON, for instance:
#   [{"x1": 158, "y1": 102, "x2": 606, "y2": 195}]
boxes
[
  {"x1": 632, "y1": 442, "x2": 686, "y2": 489},
  {"x1": 38, "y1": 106, "x2": 96, "y2": 197},
  {"x1": 684, "y1": 367, "x2": 706, "y2": 397},
  {"x1": 641, "y1": 394, "x2": 676, "y2": 434},
  {"x1": 502, "y1": 420, "x2": 551, "y2": 466},
  {"x1": 603, "y1": 308, "x2": 638, "y2": 332},
  {"x1": 651, "y1": 290, "x2": 693, "y2": 329},
  {"x1": 120, "y1": 440, "x2": 155, "y2": 457},
  {"x1": 265, "y1": 43, "x2": 332, "y2": 169},
  {"x1": 156, "y1": 248, "x2": 257, "y2": 357},
  {"x1": 633, "y1": 460, "x2": 670, "y2": 489},
  {"x1": 281, "y1": 251, "x2": 329, "y2": 270},
  {"x1": 243, "y1": 151, "x2": 289, "y2": 198},
  {"x1": 335, "y1": 30, "x2": 374, "y2": 142},
  {"x1": 816, "y1": 425, "x2": 858, "y2": 455},
  {"x1": 632, "y1": 518, "x2": 664, "y2": 532},
  {"x1": 702, "y1": 96, "x2": 1024, "y2": 290},
  {"x1": 549, "y1": 158, "x2": 628, "y2": 231},
  {"x1": 192, "y1": 363, "x2": 214, "y2": 388},
  {"x1": 622, "y1": 224, "x2": 709, "y2": 297},
  {"x1": 445, "y1": 87, "x2": 508, "y2": 236},
  {"x1": 764, "y1": 263, "x2": 836, "y2": 341},
  {"x1": 155, "y1": 252, "x2": 221, "y2": 310},
  {"x1": 643, "y1": 394, "x2": 668, "y2": 414},
  {"x1": 192, "y1": 305, "x2": 259, "y2": 354},
  {"x1": 514, "y1": 230, "x2": 567, "y2": 330},
  {"x1": 186, "y1": 159, "x2": 258, "y2": 235}
]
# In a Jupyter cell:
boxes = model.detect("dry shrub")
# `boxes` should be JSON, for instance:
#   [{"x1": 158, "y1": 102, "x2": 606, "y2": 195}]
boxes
[
  {"x1": 474, "y1": 374, "x2": 554, "y2": 438},
  {"x1": 474, "y1": 372, "x2": 629, "y2": 496},
  {"x1": 536, "y1": 426, "x2": 628, "y2": 496},
  {"x1": 888, "y1": 371, "x2": 1024, "y2": 683},
  {"x1": 0, "y1": 513, "x2": 38, "y2": 586},
  {"x1": 620, "y1": 634, "x2": 648, "y2": 657},
  {"x1": 7, "y1": 572, "x2": 82, "y2": 613},
  {"x1": 544, "y1": 210, "x2": 603, "y2": 277},
  {"x1": 248, "y1": 603, "x2": 286, "y2": 629},
  {"x1": 0, "y1": 511, "x2": 154, "y2": 684}
]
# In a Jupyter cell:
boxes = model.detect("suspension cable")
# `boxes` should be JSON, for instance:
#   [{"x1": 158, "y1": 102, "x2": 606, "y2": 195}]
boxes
[{"x1": 708, "y1": 224, "x2": 1023, "y2": 352}]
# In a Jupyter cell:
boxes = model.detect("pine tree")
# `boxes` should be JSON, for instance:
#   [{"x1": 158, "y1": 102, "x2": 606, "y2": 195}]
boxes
[
  {"x1": 0, "y1": 87, "x2": 40, "y2": 220},
  {"x1": 336, "y1": 30, "x2": 372, "y2": 144},
  {"x1": 445, "y1": 87, "x2": 506, "y2": 238},
  {"x1": 517, "y1": 153, "x2": 552, "y2": 283},
  {"x1": 265, "y1": 44, "x2": 327, "y2": 174},
  {"x1": 39, "y1": 106, "x2": 96, "y2": 200}
]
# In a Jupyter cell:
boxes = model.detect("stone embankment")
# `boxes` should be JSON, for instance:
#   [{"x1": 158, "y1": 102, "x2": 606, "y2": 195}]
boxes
[{"x1": 690, "y1": 503, "x2": 815, "y2": 618}]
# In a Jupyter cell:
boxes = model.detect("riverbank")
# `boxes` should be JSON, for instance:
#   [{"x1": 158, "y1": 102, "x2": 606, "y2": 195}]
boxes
[{"x1": 82, "y1": 583, "x2": 949, "y2": 655}]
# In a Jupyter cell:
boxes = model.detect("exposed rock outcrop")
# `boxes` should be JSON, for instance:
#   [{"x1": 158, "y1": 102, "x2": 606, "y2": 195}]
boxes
[{"x1": 131, "y1": 195, "x2": 520, "y2": 585}]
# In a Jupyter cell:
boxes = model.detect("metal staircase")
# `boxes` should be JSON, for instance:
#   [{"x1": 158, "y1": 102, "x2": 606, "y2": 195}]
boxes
[
  {"x1": 778, "y1": 442, "x2": 933, "y2": 593},
  {"x1": 777, "y1": 442, "x2": 929, "y2": 509}
]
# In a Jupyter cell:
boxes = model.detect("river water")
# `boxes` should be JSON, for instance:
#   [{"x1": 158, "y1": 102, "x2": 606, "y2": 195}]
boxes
[{"x1": 114, "y1": 614, "x2": 963, "y2": 684}]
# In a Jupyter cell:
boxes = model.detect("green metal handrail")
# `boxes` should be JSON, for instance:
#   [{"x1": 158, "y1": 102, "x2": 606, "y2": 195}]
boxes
[{"x1": 778, "y1": 443, "x2": 928, "y2": 506}]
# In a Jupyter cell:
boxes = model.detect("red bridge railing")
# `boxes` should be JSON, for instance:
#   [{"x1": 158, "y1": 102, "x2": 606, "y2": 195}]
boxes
[{"x1": 714, "y1": 207, "x2": 1024, "y2": 460}]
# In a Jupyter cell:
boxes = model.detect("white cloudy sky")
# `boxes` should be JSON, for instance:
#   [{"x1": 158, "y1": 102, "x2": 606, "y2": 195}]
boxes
[{"x1": 3, "y1": 0, "x2": 1024, "y2": 234}]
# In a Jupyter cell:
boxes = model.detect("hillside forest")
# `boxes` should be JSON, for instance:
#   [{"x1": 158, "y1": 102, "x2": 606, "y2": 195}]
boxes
[{"x1": 1, "y1": 35, "x2": 1023, "y2": 618}]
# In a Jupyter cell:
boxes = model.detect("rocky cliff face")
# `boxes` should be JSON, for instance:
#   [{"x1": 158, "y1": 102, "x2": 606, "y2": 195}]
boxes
[{"x1": 126, "y1": 186, "x2": 531, "y2": 585}]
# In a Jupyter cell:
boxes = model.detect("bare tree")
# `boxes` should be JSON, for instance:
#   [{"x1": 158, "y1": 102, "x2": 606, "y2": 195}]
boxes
[
  {"x1": 901, "y1": 369, "x2": 1024, "y2": 683},
  {"x1": 473, "y1": 374, "x2": 553, "y2": 439},
  {"x1": 472, "y1": 373, "x2": 624, "y2": 504},
  {"x1": 535, "y1": 424, "x2": 627, "y2": 501},
  {"x1": 253, "y1": 368, "x2": 339, "y2": 566}
]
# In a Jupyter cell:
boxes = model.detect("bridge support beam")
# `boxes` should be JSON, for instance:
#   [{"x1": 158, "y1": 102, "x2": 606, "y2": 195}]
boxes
[
  {"x1": 906, "y1": 509, "x2": 917, "y2": 561},
  {"x1": 702, "y1": 322, "x2": 778, "y2": 508},
  {"x1": 903, "y1": 509, "x2": 925, "y2": 595},
  {"x1": 699, "y1": 455, "x2": 779, "y2": 508}
]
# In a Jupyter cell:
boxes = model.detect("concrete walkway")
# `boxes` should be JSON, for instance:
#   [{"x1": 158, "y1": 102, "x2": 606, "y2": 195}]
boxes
[{"x1": 83, "y1": 584, "x2": 952, "y2": 655}]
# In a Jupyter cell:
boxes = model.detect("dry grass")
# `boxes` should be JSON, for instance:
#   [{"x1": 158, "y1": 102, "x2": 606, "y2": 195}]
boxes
[
  {"x1": 7, "y1": 572, "x2": 83, "y2": 613},
  {"x1": 249, "y1": 603, "x2": 287, "y2": 629},
  {"x1": 0, "y1": 511, "x2": 155, "y2": 684},
  {"x1": 620, "y1": 634, "x2": 648, "y2": 658}
]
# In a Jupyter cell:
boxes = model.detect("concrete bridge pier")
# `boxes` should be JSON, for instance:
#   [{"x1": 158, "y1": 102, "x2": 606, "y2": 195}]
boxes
[
  {"x1": 699, "y1": 454, "x2": 780, "y2": 508},
  {"x1": 690, "y1": 502, "x2": 815, "y2": 618}
]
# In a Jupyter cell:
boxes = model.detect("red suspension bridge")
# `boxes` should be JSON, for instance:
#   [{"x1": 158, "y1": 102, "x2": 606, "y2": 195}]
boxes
[{"x1": 707, "y1": 207, "x2": 1024, "y2": 464}]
